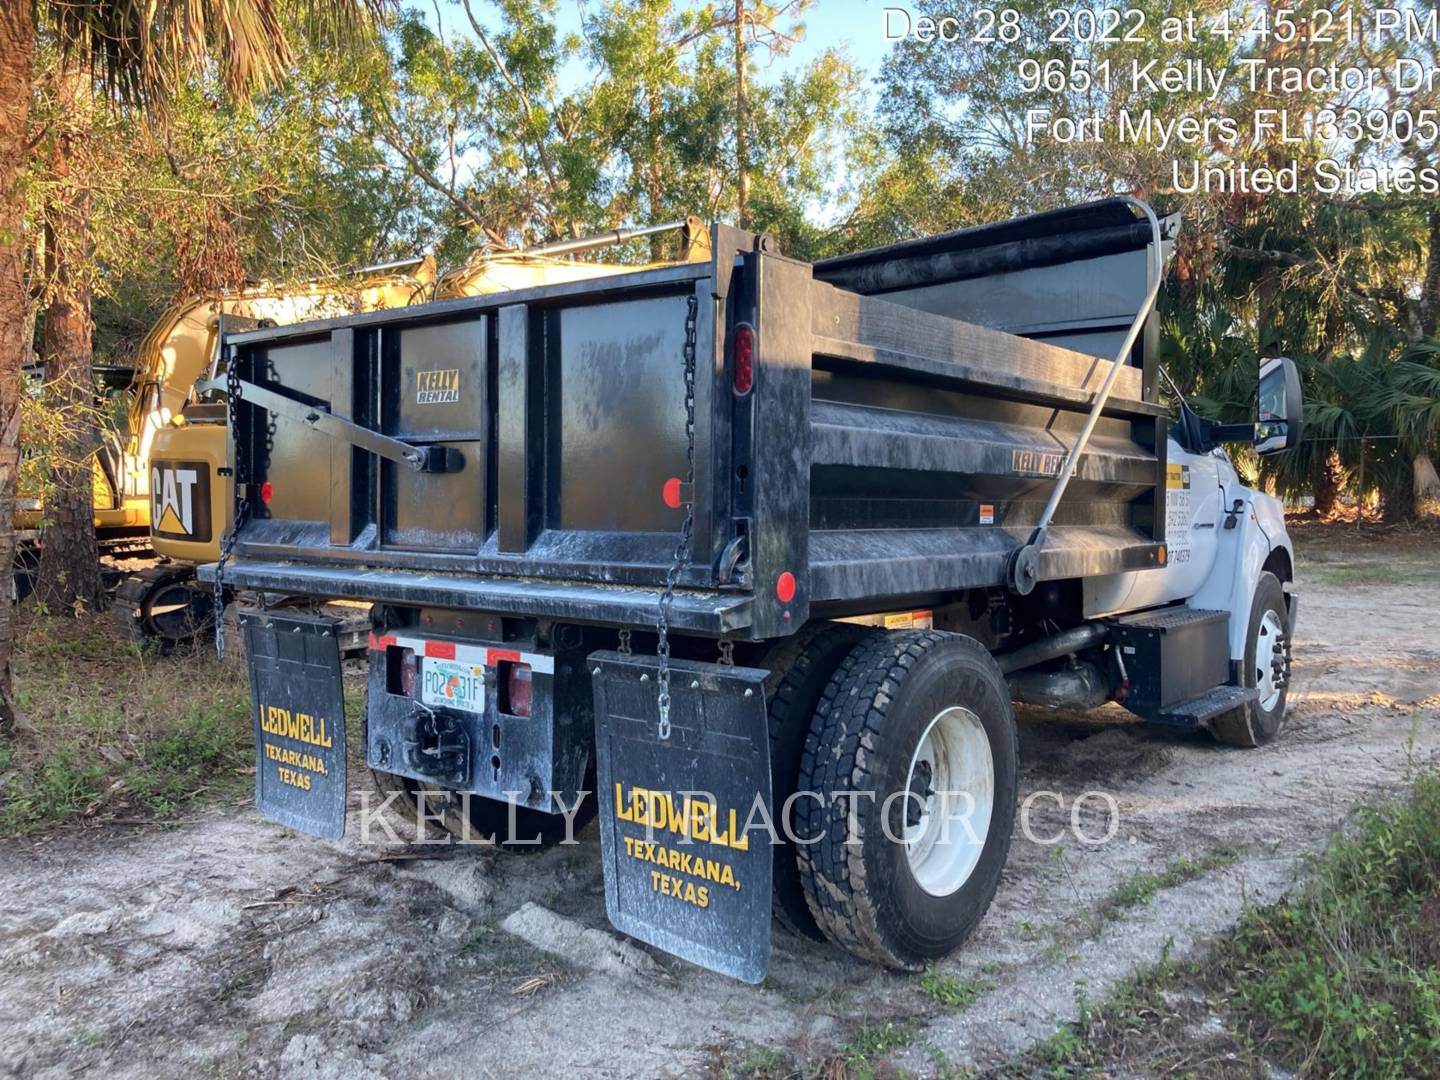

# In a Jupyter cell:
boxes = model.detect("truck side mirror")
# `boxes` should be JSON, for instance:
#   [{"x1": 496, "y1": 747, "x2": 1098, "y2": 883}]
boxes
[{"x1": 1255, "y1": 357, "x2": 1302, "y2": 455}]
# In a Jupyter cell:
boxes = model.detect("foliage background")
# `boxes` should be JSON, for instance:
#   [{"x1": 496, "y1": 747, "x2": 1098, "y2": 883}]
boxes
[{"x1": 17, "y1": 0, "x2": 1440, "y2": 520}]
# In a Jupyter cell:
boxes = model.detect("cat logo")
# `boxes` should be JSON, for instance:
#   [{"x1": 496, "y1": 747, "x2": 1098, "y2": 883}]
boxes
[
  {"x1": 151, "y1": 462, "x2": 212, "y2": 542},
  {"x1": 416, "y1": 368, "x2": 460, "y2": 405}
]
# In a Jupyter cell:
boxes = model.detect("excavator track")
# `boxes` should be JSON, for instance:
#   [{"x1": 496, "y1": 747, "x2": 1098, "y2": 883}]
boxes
[{"x1": 113, "y1": 563, "x2": 218, "y2": 648}]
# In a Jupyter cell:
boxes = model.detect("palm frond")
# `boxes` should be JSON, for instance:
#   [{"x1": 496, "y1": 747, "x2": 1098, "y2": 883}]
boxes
[{"x1": 47, "y1": 0, "x2": 387, "y2": 105}]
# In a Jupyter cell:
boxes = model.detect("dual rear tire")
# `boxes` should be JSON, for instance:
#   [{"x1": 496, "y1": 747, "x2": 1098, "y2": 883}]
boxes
[{"x1": 777, "y1": 628, "x2": 1019, "y2": 970}]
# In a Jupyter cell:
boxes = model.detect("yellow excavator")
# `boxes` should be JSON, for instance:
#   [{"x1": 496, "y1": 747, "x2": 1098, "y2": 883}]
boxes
[{"x1": 115, "y1": 220, "x2": 710, "y2": 645}]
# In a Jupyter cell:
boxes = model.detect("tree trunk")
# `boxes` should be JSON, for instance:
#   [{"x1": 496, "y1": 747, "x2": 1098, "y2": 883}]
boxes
[
  {"x1": 1415, "y1": 451, "x2": 1440, "y2": 518},
  {"x1": 734, "y1": 0, "x2": 750, "y2": 229},
  {"x1": 1381, "y1": 459, "x2": 1416, "y2": 524},
  {"x1": 1312, "y1": 448, "x2": 1344, "y2": 518},
  {"x1": 35, "y1": 66, "x2": 106, "y2": 616},
  {"x1": 0, "y1": 2, "x2": 35, "y2": 734},
  {"x1": 646, "y1": 80, "x2": 666, "y2": 259}
]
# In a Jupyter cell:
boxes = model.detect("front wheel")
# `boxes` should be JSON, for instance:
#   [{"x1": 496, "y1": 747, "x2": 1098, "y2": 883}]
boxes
[
  {"x1": 1211, "y1": 571, "x2": 1292, "y2": 748},
  {"x1": 795, "y1": 631, "x2": 1018, "y2": 969}
]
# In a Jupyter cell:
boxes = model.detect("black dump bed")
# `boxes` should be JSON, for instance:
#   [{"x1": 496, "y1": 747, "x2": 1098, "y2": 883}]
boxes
[{"x1": 211, "y1": 199, "x2": 1176, "y2": 640}]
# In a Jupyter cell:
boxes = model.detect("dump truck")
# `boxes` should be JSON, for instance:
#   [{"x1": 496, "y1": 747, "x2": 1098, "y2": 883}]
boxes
[{"x1": 203, "y1": 200, "x2": 1302, "y2": 982}]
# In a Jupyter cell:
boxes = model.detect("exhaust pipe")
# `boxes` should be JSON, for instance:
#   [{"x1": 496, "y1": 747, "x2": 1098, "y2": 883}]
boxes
[{"x1": 996, "y1": 623, "x2": 1108, "y2": 675}]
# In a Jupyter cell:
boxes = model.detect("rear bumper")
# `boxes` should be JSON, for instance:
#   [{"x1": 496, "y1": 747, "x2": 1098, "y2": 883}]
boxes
[{"x1": 198, "y1": 559, "x2": 753, "y2": 635}]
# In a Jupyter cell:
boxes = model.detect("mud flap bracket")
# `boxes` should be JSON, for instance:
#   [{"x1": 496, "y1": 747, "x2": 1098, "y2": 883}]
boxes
[
  {"x1": 590, "y1": 651, "x2": 773, "y2": 983},
  {"x1": 243, "y1": 610, "x2": 348, "y2": 840}
]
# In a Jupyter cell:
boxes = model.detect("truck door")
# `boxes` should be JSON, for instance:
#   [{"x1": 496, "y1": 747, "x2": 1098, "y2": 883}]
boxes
[
  {"x1": 1163, "y1": 450, "x2": 1222, "y2": 590},
  {"x1": 1082, "y1": 443, "x2": 1222, "y2": 615}
]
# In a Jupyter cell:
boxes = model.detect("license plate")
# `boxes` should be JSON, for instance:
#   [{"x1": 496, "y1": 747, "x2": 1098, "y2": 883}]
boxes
[{"x1": 421, "y1": 658, "x2": 486, "y2": 713}]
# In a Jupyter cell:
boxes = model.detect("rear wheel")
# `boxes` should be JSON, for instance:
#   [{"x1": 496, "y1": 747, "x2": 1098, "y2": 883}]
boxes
[
  {"x1": 370, "y1": 769, "x2": 596, "y2": 851},
  {"x1": 761, "y1": 621, "x2": 877, "y2": 939},
  {"x1": 795, "y1": 631, "x2": 1018, "y2": 969},
  {"x1": 1210, "y1": 571, "x2": 1291, "y2": 748}
]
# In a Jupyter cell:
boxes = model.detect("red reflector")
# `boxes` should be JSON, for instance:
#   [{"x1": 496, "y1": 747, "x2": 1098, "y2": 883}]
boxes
[
  {"x1": 776, "y1": 571, "x2": 796, "y2": 604},
  {"x1": 662, "y1": 477, "x2": 683, "y2": 509},
  {"x1": 368, "y1": 633, "x2": 397, "y2": 652},
  {"x1": 424, "y1": 640, "x2": 456, "y2": 660},
  {"x1": 487, "y1": 647, "x2": 521, "y2": 666},
  {"x1": 259, "y1": 481, "x2": 273, "y2": 503},
  {"x1": 732, "y1": 324, "x2": 755, "y2": 395},
  {"x1": 503, "y1": 662, "x2": 533, "y2": 718}
]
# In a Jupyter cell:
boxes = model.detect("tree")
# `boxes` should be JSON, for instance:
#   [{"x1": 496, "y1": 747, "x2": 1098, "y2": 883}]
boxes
[
  {"x1": 34, "y1": 63, "x2": 106, "y2": 614},
  {"x1": 324, "y1": 0, "x2": 851, "y2": 255},
  {"x1": 0, "y1": 0, "x2": 379, "y2": 733},
  {"x1": 0, "y1": 2, "x2": 35, "y2": 734}
]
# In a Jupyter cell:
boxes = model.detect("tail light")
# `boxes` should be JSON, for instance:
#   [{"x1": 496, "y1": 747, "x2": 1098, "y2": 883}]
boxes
[
  {"x1": 501, "y1": 662, "x2": 532, "y2": 717},
  {"x1": 732, "y1": 324, "x2": 755, "y2": 395},
  {"x1": 387, "y1": 646, "x2": 417, "y2": 696}
]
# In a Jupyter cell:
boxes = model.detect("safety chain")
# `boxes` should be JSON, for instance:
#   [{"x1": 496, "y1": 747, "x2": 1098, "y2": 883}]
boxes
[
  {"x1": 654, "y1": 292, "x2": 699, "y2": 741},
  {"x1": 213, "y1": 358, "x2": 250, "y2": 659},
  {"x1": 617, "y1": 628, "x2": 632, "y2": 656},
  {"x1": 718, "y1": 638, "x2": 734, "y2": 667}
]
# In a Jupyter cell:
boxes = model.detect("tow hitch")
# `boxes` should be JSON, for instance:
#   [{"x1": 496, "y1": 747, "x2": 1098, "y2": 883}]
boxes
[
  {"x1": 590, "y1": 651, "x2": 773, "y2": 983},
  {"x1": 403, "y1": 711, "x2": 471, "y2": 788}
]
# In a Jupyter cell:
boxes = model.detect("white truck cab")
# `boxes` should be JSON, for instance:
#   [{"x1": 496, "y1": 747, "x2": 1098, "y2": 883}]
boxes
[{"x1": 1084, "y1": 356, "x2": 1303, "y2": 746}]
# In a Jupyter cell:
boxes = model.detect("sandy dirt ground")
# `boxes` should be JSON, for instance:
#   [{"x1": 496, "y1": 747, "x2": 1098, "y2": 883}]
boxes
[{"x1": 1, "y1": 532, "x2": 1437, "y2": 1079}]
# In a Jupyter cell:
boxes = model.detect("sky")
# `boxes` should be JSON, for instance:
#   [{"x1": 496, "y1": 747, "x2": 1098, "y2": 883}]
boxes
[{"x1": 431, "y1": 0, "x2": 899, "y2": 93}]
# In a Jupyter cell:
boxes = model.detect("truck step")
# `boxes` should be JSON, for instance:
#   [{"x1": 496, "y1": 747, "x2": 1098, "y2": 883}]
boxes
[
  {"x1": 1110, "y1": 605, "x2": 1229, "y2": 632},
  {"x1": 1155, "y1": 684, "x2": 1259, "y2": 727}
]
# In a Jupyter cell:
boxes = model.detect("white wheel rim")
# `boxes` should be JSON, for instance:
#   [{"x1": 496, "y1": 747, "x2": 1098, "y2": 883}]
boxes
[
  {"x1": 903, "y1": 706, "x2": 995, "y2": 898},
  {"x1": 1255, "y1": 609, "x2": 1286, "y2": 711}
]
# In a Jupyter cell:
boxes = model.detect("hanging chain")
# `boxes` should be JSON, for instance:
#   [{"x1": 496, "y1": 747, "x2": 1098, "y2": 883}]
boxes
[
  {"x1": 617, "y1": 628, "x2": 632, "y2": 656},
  {"x1": 213, "y1": 357, "x2": 250, "y2": 659},
  {"x1": 655, "y1": 292, "x2": 699, "y2": 741},
  {"x1": 718, "y1": 638, "x2": 734, "y2": 667}
]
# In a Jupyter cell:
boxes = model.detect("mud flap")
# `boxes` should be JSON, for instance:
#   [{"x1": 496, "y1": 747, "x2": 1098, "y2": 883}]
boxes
[
  {"x1": 590, "y1": 651, "x2": 772, "y2": 983},
  {"x1": 243, "y1": 611, "x2": 348, "y2": 840}
]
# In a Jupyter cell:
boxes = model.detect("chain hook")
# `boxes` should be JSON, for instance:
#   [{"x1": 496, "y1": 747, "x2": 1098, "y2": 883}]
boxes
[
  {"x1": 655, "y1": 291, "x2": 700, "y2": 741},
  {"x1": 214, "y1": 360, "x2": 249, "y2": 659}
]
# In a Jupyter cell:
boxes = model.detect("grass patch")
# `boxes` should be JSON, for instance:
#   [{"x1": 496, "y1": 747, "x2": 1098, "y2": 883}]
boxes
[
  {"x1": 919, "y1": 965, "x2": 993, "y2": 1010},
  {"x1": 1101, "y1": 844, "x2": 1244, "y2": 917},
  {"x1": 1311, "y1": 564, "x2": 1440, "y2": 588},
  {"x1": 1224, "y1": 771, "x2": 1440, "y2": 1078},
  {"x1": 842, "y1": 1019, "x2": 916, "y2": 1079},
  {"x1": 0, "y1": 614, "x2": 253, "y2": 834},
  {"x1": 1002, "y1": 772, "x2": 1440, "y2": 1079}
]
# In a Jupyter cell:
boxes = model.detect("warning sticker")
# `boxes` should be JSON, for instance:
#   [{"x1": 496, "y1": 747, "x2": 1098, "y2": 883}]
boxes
[
  {"x1": 979, "y1": 503, "x2": 996, "y2": 525},
  {"x1": 1165, "y1": 464, "x2": 1194, "y2": 566}
]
